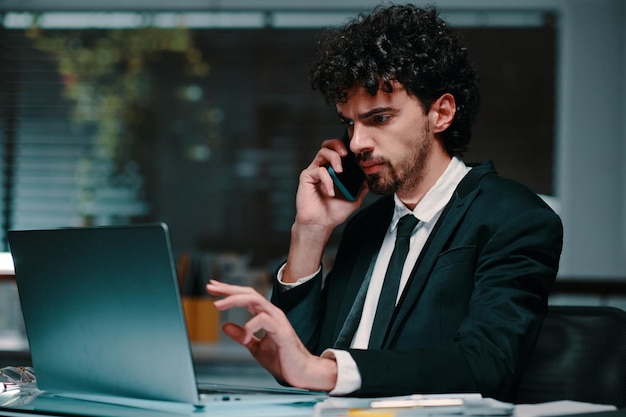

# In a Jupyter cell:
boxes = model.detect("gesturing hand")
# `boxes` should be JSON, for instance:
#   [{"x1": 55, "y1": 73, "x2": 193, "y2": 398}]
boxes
[
  {"x1": 282, "y1": 138, "x2": 368, "y2": 283},
  {"x1": 296, "y1": 138, "x2": 368, "y2": 229},
  {"x1": 205, "y1": 280, "x2": 337, "y2": 392}
]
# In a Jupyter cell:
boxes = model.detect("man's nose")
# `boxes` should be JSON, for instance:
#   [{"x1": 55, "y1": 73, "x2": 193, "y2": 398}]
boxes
[{"x1": 349, "y1": 124, "x2": 368, "y2": 154}]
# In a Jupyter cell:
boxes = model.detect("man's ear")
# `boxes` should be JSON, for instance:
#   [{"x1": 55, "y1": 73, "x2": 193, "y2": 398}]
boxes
[{"x1": 429, "y1": 93, "x2": 456, "y2": 134}]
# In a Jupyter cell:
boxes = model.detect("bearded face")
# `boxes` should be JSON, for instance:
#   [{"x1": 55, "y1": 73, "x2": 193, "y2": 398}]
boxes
[{"x1": 359, "y1": 121, "x2": 432, "y2": 196}]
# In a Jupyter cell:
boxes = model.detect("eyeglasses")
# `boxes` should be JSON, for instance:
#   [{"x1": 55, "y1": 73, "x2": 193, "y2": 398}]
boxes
[
  {"x1": 0, "y1": 366, "x2": 36, "y2": 393},
  {"x1": 0, "y1": 366, "x2": 38, "y2": 408}
]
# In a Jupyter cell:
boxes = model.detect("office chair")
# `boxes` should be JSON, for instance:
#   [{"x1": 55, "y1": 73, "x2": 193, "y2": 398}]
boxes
[{"x1": 516, "y1": 305, "x2": 626, "y2": 407}]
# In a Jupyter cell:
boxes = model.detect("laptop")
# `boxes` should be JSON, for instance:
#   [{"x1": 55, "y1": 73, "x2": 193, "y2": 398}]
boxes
[{"x1": 8, "y1": 223, "x2": 325, "y2": 409}]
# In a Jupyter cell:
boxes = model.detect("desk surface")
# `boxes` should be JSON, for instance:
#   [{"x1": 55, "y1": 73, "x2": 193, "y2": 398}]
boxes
[
  {"x1": 0, "y1": 389, "x2": 622, "y2": 417},
  {"x1": 0, "y1": 393, "x2": 319, "y2": 417}
]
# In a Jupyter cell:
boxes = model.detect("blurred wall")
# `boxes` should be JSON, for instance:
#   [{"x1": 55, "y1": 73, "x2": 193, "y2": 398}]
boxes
[
  {"x1": 554, "y1": 0, "x2": 625, "y2": 278},
  {"x1": 1, "y1": 0, "x2": 624, "y2": 278}
]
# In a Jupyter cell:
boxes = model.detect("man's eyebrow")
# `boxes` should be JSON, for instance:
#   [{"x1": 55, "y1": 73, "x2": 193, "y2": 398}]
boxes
[{"x1": 338, "y1": 107, "x2": 395, "y2": 121}]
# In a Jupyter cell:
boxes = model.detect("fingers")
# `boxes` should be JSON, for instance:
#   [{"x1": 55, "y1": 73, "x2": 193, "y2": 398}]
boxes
[
  {"x1": 222, "y1": 322, "x2": 261, "y2": 346},
  {"x1": 297, "y1": 137, "x2": 361, "y2": 206},
  {"x1": 321, "y1": 137, "x2": 348, "y2": 154},
  {"x1": 207, "y1": 281, "x2": 271, "y2": 315},
  {"x1": 318, "y1": 166, "x2": 337, "y2": 198},
  {"x1": 222, "y1": 322, "x2": 248, "y2": 344},
  {"x1": 210, "y1": 283, "x2": 289, "y2": 354},
  {"x1": 295, "y1": 165, "x2": 334, "y2": 201},
  {"x1": 212, "y1": 293, "x2": 273, "y2": 317},
  {"x1": 206, "y1": 279, "x2": 257, "y2": 297},
  {"x1": 311, "y1": 140, "x2": 346, "y2": 173},
  {"x1": 207, "y1": 280, "x2": 290, "y2": 340},
  {"x1": 207, "y1": 281, "x2": 331, "y2": 390}
]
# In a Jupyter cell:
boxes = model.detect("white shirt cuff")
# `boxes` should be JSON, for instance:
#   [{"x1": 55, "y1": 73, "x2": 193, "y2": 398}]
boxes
[
  {"x1": 321, "y1": 349, "x2": 362, "y2": 396},
  {"x1": 276, "y1": 263, "x2": 321, "y2": 290}
]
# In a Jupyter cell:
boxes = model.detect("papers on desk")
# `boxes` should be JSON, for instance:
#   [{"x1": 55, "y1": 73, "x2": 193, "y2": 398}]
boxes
[
  {"x1": 515, "y1": 400, "x2": 617, "y2": 417},
  {"x1": 313, "y1": 393, "x2": 515, "y2": 417},
  {"x1": 313, "y1": 394, "x2": 619, "y2": 417}
]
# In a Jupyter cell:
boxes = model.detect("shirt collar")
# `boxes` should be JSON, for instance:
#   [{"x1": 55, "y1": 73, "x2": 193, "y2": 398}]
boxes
[{"x1": 391, "y1": 157, "x2": 471, "y2": 229}]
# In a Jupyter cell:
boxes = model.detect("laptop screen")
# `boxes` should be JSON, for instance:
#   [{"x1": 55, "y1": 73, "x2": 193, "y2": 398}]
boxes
[{"x1": 9, "y1": 223, "x2": 200, "y2": 404}]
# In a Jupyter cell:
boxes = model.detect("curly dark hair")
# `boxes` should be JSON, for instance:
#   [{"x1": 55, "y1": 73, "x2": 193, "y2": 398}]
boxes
[{"x1": 310, "y1": 4, "x2": 480, "y2": 157}]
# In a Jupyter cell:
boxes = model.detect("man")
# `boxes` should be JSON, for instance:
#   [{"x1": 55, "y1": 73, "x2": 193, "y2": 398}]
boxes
[{"x1": 207, "y1": 4, "x2": 563, "y2": 401}]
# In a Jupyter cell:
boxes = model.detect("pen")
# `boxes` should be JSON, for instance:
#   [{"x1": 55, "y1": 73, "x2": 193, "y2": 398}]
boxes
[
  {"x1": 371, "y1": 397, "x2": 464, "y2": 408},
  {"x1": 348, "y1": 410, "x2": 396, "y2": 417},
  {"x1": 348, "y1": 403, "x2": 464, "y2": 417},
  {"x1": 341, "y1": 397, "x2": 467, "y2": 417}
]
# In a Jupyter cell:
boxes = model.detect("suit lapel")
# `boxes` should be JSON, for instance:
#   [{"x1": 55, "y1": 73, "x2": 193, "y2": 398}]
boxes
[
  {"x1": 384, "y1": 161, "x2": 495, "y2": 347},
  {"x1": 334, "y1": 198, "x2": 394, "y2": 343}
]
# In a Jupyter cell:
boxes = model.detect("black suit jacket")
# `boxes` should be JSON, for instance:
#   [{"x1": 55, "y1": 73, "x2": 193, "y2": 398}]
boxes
[{"x1": 272, "y1": 161, "x2": 563, "y2": 401}]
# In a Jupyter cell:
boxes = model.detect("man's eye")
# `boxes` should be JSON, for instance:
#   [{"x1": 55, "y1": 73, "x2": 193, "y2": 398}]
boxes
[{"x1": 373, "y1": 115, "x2": 391, "y2": 123}]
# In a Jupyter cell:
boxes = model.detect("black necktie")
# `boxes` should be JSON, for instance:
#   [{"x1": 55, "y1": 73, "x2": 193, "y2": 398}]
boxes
[{"x1": 369, "y1": 214, "x2": 419, "y2": 349}]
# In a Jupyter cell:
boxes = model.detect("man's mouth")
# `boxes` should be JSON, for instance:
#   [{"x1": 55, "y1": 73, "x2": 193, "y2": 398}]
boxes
[{"x1": 359, "y1": 160, "x2": 384, "y2": 175}]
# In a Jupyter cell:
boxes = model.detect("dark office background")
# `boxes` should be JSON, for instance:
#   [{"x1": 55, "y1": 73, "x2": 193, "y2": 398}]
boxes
[{"x1": 0, "y1": 17, "x2": 555, "y2": 269}]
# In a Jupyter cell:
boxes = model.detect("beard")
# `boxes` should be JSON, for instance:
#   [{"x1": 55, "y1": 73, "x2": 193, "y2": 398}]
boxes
[{"x1": 360, "y1": 123, "x2": 431, "y2": 196}]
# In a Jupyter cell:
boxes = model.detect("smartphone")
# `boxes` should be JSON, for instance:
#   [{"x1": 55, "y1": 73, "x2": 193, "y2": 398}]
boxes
[{"x1": 327, "y1": 132, "x2": 365, "y2": 201}]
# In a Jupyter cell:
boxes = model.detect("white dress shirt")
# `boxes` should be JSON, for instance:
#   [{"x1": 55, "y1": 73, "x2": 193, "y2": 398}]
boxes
[{"x1": 278, "y1": 157, "x2": 470, "y2": 395}]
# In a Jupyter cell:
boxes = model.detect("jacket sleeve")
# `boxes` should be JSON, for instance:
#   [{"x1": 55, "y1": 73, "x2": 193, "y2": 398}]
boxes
[
  {"x1": 270, "y1": 266, "x2": 325, "y2": 353},
  {"x1": 270, "y1": 197, "x2": 391, "y2": 354}
]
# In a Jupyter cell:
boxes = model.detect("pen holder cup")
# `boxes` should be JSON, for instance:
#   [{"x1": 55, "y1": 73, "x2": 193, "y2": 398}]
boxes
[{"x1": 182, "y1": 296, "x2": 220, "y2": 343}]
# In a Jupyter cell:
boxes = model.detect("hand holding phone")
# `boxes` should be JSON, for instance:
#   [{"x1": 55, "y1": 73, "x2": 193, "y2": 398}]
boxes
[{"x1": 327, "y1": 132, "x2": 365, "y2": 201}]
